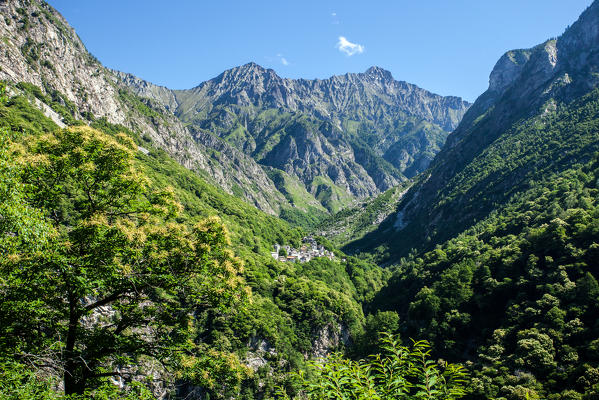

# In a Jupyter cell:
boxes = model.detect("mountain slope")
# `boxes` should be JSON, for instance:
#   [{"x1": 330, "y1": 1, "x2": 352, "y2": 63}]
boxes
[
  {"x1": 352, "y1": 1, "x2": 599, "y2": 258},
  {"x1": 0, "y1": 0, "x2": 293, "y2": 215},
  {"x1": 118, "y1": 63, "x2": 470, "y2": 213},
  {"x1": 351, "y1": 2, "x2": 599, "y2": 398},
  {"x1": 315, "y1": 182, "x2": 412, "y2": 247},
  {"x1": 373, "y1": 142, "x2": 599, "y2": 399}
]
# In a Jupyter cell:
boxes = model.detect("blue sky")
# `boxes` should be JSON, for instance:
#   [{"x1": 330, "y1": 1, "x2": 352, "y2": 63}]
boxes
[{"x1": 46, "y1": 0, "x2": 592, "y2": 102}]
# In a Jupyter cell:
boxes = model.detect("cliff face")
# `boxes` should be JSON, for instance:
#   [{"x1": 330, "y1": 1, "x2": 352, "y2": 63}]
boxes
[
  {"x1": 0, "y1": 1, "x2": 122, "y2": 121},
  {"x1": 0, "y1": 0, "x2": 288, "y2": 214},
  {"x1": 354, "y1": 0, "x2": 599, "y2": 256}
]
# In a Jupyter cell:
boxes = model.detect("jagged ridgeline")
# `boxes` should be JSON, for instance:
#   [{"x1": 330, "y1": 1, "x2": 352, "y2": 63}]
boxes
[{"x1": 116, "y1": 63, "x2": 470, "y2": 220}]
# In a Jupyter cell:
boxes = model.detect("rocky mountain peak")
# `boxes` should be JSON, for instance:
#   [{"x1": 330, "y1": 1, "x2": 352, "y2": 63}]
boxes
[
  {"x1": 560, "y1": 1, "x2": 599, "y2": 50},
  {"x1": 363, "y1": 66, "x2": 394, "y2": 81},
  {"x1": 217, "y1": 62, "x2": 277, "y2": 83},
  {"x1": 485, "y1": 0, "x2": 599, "y2": 103},
  {"x1": 234, "y1": 61, "x2": 271, "y2": 75},
  {"x1": 488, "y1": 49, "x2": 532, "y2": 94}
]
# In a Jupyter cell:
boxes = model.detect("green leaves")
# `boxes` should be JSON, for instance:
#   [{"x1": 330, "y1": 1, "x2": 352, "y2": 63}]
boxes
[
  {"x1": 1, "y1": 126, "x2": 249, "y2": 395},
  {"x1": 0, "y1": 128, "x2": 50, "y2": 255},
  {"x1": 0, "y1": 361, "x2": 62, "y2": 400},
  {"x1": 286, "y1": 334, "x2": 468, "y2": 400}
]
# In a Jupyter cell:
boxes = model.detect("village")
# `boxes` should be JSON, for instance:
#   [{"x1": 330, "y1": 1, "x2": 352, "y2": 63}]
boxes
[{"x1": 271, "y1": 236, "x2": 336, "y2": 263}]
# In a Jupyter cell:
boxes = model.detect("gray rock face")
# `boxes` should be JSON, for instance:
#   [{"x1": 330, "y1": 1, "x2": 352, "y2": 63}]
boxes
[
  {"x1": 488, "y1": 50, "x2": 532, "y2": 94},
  {"x1": 311, "y1": 323, "x2": 351, "y2": 359},
  {"x1": 0, "y1": 1, "x2": 124, "y2": 123},
  {"x1": 260, "y1": 118, "x2": 379, "y2": 199},
  {"x1": 111, "y1": 70, "x2": 179, "y2": 112},
  {"x1": 0, "y1": 0, "x2": 287, "y2": 214}
]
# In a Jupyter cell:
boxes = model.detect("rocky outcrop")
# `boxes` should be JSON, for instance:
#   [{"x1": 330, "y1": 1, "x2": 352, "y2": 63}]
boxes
[
  {"x1": 111, "y1": 70, "x2": 179, "y2": 112},
  {"x1": 488, "y1": 50, "x2": 532, "y2": 94},
  {"x1": 311, "y1": 324, "x2": 351, "y2": 359},
  {"x1": 245, "y1": 336, "x2": 277, "y2": 371}
]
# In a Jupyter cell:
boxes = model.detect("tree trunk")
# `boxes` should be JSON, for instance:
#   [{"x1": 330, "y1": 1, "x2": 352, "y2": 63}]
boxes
[{"x1": 64, "y1": 294, "x2": 83, "y2": 395}]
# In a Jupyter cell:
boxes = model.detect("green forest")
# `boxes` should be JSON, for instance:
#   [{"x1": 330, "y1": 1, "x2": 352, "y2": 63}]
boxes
[
  {"x1": 5, "y1": 66, "x2": 599, "y2": 400},
  {"x1": 0, "y1": 82, "x2": 405, "y2": 399},
  {"x1": 2, "y1": 1, "x2": 599, "y2": 398}
]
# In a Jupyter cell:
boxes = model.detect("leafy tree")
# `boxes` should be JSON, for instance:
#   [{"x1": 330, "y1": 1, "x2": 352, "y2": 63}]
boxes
[
  {"x1": 359, "y1": 311, "x2": 400, "y2": 355},
  {"x1": 0, "y1": 127, "x2": 248, "y2": 395},
  {"x1": 0, "y1": 130, "x2": 49, "y2": 254}
]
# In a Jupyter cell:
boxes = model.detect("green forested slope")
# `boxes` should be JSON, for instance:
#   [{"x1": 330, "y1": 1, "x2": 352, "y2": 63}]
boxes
[
  {"x1": 0, "y1": 84, "x2": 387, "y2": 399},
  {"x1": 352, "y1": 2, "x2": 599, "y2": 259},
  {"x1": 371, "y1": 153, "x2": 599, "y2": 399},
  {"x1": 352, "y1": 88, "x2": 599, "y2": 258},
  {"x1": 360, "y1": 88, "x2": 599, "y2": 399},
  {"x1": 347, "y1": 4, "x2": 599, "y2": 398}
]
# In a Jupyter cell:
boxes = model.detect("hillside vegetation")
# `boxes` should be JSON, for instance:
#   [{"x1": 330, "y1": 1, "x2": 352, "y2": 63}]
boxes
[{"x1": 0, "y1": 83, "x2": 388, "y2": 399}]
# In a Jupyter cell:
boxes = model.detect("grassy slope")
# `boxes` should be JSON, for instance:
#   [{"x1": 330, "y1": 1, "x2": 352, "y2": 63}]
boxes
[{"x1": 316, "y1": 182, "x2": 412, "y2": 248}]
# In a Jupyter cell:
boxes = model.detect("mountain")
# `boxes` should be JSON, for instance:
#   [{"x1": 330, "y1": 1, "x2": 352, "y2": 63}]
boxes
[
  {"x1": 117, "y1": 63, "x2": 471, "y2": 214},
  {"x1": 350, "y1": 2, "x2": 599, "y2": 398},
  {"x1": 351, "y1": 1, "x2": 599, "y2": 257},
  {"x1": 0, "y1": 0, "x2": 294, "y2": 215},
  {"x1": 0, "y1": 0, "x2": 471, "y2": 221}
]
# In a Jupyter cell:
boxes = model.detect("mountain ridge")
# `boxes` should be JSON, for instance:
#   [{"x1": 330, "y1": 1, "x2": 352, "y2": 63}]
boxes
[
  {"x1": 349, "y1": 0, "x2": 599, "y2": 257},
  {"x1": 117, "y1": 62, "x2": 470, "y2": 214},
  {"x1": 172, "y1": 61, "x2": 469, "y2": 132}
]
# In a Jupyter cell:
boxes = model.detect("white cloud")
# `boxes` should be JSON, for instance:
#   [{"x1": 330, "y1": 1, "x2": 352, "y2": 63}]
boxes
[
  {"x1": 331, "y1": 12, "x2": 336, "y2": 16},
  {"x1": 276, "y1": 53, "x2": 290, "y2": 66},
  {"x1": 336, "y1": 36, "x2": 364, "y2": 56}
]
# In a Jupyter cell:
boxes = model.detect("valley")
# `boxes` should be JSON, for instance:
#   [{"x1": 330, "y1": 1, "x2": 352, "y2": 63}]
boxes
[{"x1": 1, "y1": 0, "x2": 599, "y2": 399}]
